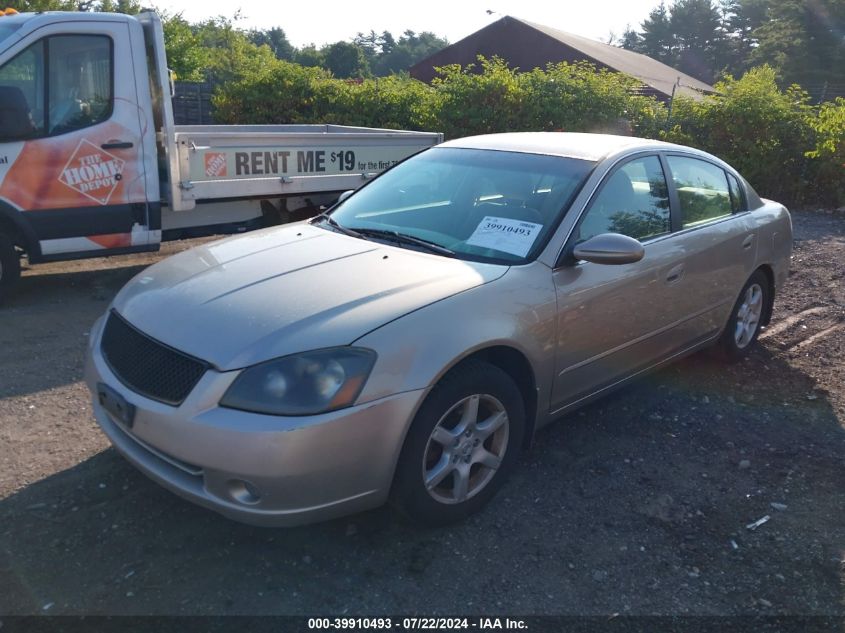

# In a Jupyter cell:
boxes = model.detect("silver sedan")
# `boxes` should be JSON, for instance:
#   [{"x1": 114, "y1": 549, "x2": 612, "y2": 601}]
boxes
[{"x1": 85, "y1": 133, "x2": 792, "y2": 526}]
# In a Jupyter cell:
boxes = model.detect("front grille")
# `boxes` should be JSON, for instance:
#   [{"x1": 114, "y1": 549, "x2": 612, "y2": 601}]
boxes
[{"x1": 101, "y1": 311, "x2": 208, "y2": 406}]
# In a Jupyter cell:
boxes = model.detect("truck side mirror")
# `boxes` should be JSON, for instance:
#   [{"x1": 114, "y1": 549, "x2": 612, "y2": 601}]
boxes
[{"x1": 337, "y1": 190, "x2": 355, "y2": 204}]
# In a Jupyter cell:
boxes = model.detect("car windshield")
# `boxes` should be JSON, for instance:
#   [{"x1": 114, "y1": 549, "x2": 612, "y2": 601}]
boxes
[{"x1": 325, "y1": 147, "x2": 595, "y2": 264}]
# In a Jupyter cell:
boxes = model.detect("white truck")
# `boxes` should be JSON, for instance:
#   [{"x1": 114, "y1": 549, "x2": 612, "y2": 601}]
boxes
[{"x1": 0, "y1": 9, "x2": 442, "y2": 301}]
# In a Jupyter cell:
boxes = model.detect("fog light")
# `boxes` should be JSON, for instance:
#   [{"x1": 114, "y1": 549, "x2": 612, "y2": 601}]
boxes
[{"x1": 228, "y1": 479, "x2": 262, "y2": 505}]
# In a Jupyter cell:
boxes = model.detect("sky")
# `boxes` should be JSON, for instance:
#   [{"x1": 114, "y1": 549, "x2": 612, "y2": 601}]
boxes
[{"x1": 159, "y1": 0, "x2": 660, "y2": 48}]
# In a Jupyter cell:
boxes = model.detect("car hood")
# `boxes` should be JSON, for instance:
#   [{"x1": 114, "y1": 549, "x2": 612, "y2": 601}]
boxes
[{"x1": 112, "y1": 223, "x2": 506, "y2": 370}]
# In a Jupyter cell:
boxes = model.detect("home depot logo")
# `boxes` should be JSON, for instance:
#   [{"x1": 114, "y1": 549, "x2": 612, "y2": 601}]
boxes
[
  {"x1": 59, "y1": 139, "x2": 125, "y2": 205},
  {"x1": 204, "y1": 152, "x2": 227, "y2": 178}
]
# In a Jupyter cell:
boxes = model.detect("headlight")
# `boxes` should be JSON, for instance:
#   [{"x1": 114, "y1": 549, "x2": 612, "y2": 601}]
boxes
[{"x1": 220, "y1": 347, "x2": 376, "y2": 416}]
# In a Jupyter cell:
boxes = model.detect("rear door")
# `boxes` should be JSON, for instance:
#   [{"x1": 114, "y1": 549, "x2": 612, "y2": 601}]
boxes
[
  {"x1": 661, "y1": 154, "x2": 758, "y2": 339},
  {"x1": 0, "y1": 17, "x2": 157, "y2": 261}
]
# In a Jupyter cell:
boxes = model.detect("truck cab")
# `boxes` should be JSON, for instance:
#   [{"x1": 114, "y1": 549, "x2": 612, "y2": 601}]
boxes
[
  {"x1": 0, "y1": 10, "x2": 160, "y2": 270},
  {"x1": 0, "y1": 9, "x2": 442, "y2": 302}
]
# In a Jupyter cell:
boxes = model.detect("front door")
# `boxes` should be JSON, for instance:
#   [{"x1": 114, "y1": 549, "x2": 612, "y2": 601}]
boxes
[
  {"x1": 0, "y1": 18, "x2": 157, "y2": 260},
  {"x1": 550, "y1": 154, "x2": 693, "y2": 412}
]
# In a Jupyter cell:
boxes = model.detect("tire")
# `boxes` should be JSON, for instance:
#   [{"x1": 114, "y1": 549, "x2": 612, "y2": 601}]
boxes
[
  {"x1": 716, "y1": 270, "x2": 769, "y2": 361},
  {"x1": 0, "y1": 232, "x2": 21, "y2": 305},
  {"x1": 391, "y1": 361, "x2": 525, "y2": 526}
]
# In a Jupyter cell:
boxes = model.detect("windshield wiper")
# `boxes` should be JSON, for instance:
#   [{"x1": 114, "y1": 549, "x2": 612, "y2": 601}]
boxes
[
  {"x1": 312, "y1": 215, "x2": 455, "y2": 257},
  {"x1": 311, "y1": 213, "x2": 363, "y2": 239},
  {"x1": 351, "y1": 228, "x2": 456, "y2": 257}
]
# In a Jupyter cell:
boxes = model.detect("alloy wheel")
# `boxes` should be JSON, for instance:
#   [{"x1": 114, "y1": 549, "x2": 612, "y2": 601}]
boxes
[
  {"x1": 734, "y1": 283, "x2": 763, "y2": 349},
  {"x1": 422, "y1": 393, "x2": 509, "y2": 504}
]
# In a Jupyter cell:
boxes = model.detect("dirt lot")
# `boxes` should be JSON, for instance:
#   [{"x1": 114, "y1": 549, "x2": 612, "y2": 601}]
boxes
[{"x1": 0, "y1": 212, "x2": 843, "y2": 617}]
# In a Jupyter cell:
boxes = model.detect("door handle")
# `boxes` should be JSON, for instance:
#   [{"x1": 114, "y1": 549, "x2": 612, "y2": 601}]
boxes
[
  {"x1": 665, "y1": 263, "x2": 685, "y2": 284},
  {"x1": 101, "y1": 141, "x2": 134, "y2": 150},
  {"x1": 742, "y1": 234, "x2": 755, "y2": 250}
]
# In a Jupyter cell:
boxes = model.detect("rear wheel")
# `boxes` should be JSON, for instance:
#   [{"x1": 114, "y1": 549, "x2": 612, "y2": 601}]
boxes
[
  {"x1": 0, "y1": 232, "x2": 21, "y2": 305},
  {"x1": 717, "y1": 270, "x2": 769, "y2": 361},
  {"x1": 391, "y1": 361, "x2": 525, "y2": 526}
]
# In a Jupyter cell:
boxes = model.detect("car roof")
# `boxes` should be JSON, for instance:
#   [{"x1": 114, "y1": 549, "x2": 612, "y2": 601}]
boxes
[{"x1": 439, "y1": 132, "x2": 680, "y2": 162}]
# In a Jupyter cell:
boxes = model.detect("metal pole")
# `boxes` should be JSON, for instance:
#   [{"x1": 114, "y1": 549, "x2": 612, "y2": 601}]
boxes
[{"x1": 665, "y1": 77, "x2": 680, "y2": 130}]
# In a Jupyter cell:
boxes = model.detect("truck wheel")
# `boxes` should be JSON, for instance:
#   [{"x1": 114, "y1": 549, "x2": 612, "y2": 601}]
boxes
[
  {"x1": 0, "y1": 232, "x2": 21, "y2": 304},
  {"x1": 391, "y1": 361, "x2": 525, "y2": 526}
]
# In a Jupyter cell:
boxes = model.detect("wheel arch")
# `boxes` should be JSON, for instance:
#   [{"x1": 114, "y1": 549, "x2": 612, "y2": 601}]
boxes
[
  {"x1": 0, "y1": 201, "x2": 41, "y2": 260},
  {"x1": 430, "y1": 345, "x2": 539, "y2": 450},
  {"x1": 755, "y1": 263, "x2": 776, "y2": 326}
]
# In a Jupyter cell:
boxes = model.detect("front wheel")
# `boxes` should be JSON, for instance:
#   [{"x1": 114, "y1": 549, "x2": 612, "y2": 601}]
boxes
[
  {"x1": 717, "y1": 270, "x2": 769, "y2": 361},
  {"x1": 391, "y1": 361, "x2": 525, "y2": 526},
  {"x1": 0, "y1": 232, "x2": 21, "y2": 305}
]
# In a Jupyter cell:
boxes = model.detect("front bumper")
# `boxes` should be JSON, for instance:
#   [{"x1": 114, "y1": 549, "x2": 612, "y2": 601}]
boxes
[{"x1": 84, "y1": 320, "x2": 424, "y2": 527}]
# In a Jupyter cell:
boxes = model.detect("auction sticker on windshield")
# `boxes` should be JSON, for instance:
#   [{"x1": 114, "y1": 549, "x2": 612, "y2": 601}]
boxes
[{"x1": 465, "y1": 216, "x2": 543, "y2": 257}]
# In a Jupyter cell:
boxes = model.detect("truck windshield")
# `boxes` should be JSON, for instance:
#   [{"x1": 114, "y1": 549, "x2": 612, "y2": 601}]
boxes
[{"x1": 325, "y1": 147, "x2": 595, "y2": 264}]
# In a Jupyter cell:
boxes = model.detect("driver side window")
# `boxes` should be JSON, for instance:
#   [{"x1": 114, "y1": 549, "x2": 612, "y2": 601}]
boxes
[
  {"x1": 0, "y1": 42, "x2": 46, "y2": 141},
  {"x1": 0, "y1": 34, "x2": 112, "y2": 143},
  {"x1": 577, "y1": 155, "x2": 671, "y2": 243}
]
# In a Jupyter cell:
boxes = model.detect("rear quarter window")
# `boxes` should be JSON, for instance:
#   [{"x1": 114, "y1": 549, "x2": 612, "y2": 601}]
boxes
[{"x1": 727, "y1": 172, "x2": 746, "y2": 213}]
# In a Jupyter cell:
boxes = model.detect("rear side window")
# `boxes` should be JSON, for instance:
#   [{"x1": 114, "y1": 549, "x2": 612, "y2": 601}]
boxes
[
  {"x1": 577, "y1": 155, "x2": 671, "y2": 242},
  {"x1": 0, "y1": 34, "x2": 112, "y2": 142},
  {"x1": 727, "y1": 172, "x2": 746, "y2": 212},
  {"x1": 667, "y1": 156, "x2": 732, "y2": 228}
]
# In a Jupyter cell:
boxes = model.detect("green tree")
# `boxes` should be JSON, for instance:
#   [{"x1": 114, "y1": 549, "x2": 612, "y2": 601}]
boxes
[
  {"x1": 160, "y1": 14, "x2": 206, "y2": 81},
  {"x1": 374, "y1": 30, "x2": 447, "y2": 75},
  {"x1": 6, "y1": 0, "x2": 88, "y2": 9},
  {"x1": 248, "y1": 27, "x2": 294, "y2": 61},
  {"x1": 353, "y1": 30, "x2": 382, "y2": 65},
  {"x1": 718, "y1": 0, "x2": 768, "y2": 75},
  {"x1": 193, "y1": 16, "x2": 279, "y2": 84},
  {"x1": 636, "y1": 2, "x2": 676, "y2": 64},
  {"x1": 669, "y1": 0, "x2": 723, "y2": 83},
  {"x1": 619, "y1": 26, "x2": 642, "y2": 51},
  {"x1": 8, "y1": 0, "x2": 140, "y2": 10},
  {"x1": 750, "y1": 0, "x2": 845, "y2": 101},
  {"x1": 353, "y1": 29, "x2": 447, "y2": 76},
  {"x1": 294, "y1": 45, "x2": 325, "y2": 68},
  {"x1": 97, "y1": 0, "x2": 140, "y2": 12},
  {"x1": 321, "y1": 41, "x2": 370, "y2": 78}
]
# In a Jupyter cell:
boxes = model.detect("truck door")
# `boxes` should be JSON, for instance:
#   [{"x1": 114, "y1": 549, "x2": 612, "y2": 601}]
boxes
[{"x1": 0, "y1": 17, "x2": 158, "y2": 261}]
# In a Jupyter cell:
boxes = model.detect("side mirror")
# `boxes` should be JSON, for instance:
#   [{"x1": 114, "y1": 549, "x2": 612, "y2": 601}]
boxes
[
  {"x1": 337, "y1": 190, "x2": 355, "y2": 204},
  {"x1": 572, "y1": 233, "x2": 645, "y2": 265}
]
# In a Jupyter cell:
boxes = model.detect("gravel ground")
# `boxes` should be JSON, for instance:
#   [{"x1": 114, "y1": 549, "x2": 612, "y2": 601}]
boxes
[{"x1": 0, "y1": 212, "x2": 842, "y2": 617}]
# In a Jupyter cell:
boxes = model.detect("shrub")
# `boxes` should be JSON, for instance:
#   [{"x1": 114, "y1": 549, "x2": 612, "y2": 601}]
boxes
[
  {"x1": 213, "y1": 59, "x2": 843, "y2": 208},
  {"x1": 213, "y1": 61, "x2": 330, "y2": 124},
  {"x1": 806, "y1": 98, "x2": 845, "y2": 207},
  {"x1": 662, "y1": 67, "x2": 841, "y2": 207}
]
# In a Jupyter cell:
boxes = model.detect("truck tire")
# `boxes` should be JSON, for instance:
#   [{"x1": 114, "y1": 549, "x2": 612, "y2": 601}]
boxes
[{"x1": 0, "y1": 232, "x2": 21, "y2": 305}]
